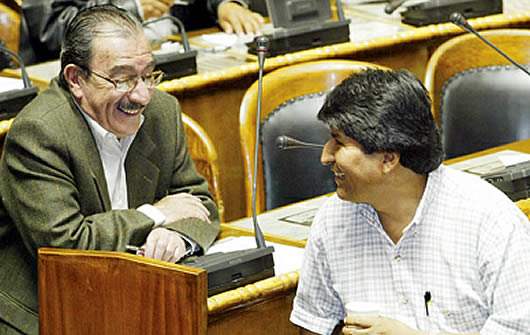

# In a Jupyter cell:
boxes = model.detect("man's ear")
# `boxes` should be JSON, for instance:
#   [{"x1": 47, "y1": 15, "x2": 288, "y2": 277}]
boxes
[
  {"x1": 381, "y1": 152, "x2": 400, "y2": 173},
  {"x1": 63, "y1": 64, "x2": 84, "y2": 98}
]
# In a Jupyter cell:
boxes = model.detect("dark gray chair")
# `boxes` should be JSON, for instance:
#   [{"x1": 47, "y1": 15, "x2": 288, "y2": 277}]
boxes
[
  {"x1": 424, "y1": 29, "x2": 530, "y2": 159},
  {"x1": 440, "y1": 64, "x2": 530, "y2": 159}
]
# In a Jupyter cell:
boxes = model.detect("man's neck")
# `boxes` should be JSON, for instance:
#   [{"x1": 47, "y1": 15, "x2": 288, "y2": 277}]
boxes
[{"x1": 373, "y1": 168, "x2": 428, "y2": 244}]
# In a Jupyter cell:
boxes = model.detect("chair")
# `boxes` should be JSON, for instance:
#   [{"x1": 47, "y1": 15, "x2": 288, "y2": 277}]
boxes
[
  {"x1": 0, "y1": 2, "x2": 20, "y2": 54},
  {"x1": 239, "y1": 60, "x2": 388, "y2": 216},
  {"x1": 182, "y1": 113, "x2": 225, "y2": 221},
  {"x1": 38, "y1": 248, "x2": 207, "y2": 335},
  {"x1": 424, "y1": 29, "x2": 530, "y2": 159}
]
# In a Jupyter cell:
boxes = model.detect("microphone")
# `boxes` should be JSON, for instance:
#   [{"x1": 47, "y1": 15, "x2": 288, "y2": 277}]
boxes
[
  {"x1": 0, "y1": 42, "x2": 39, "y2": 120},
  {"x1": 252, "y1": 35, "x2": 270, "y2": 249},
  {"x1": 0, "y1": 42, "x2": 32, "y2": 88},
  {"x1": 178, "y1": 36, "x2": 274, "y2": 297},
  {"x1": 143, "y1": 16, "x2": 198, "y2": 80},
  {"x1": 255, "y1": 36, "x2": 270, "y2": 72},
  {"x1": 336, "y1": 0, "x2": 346, "y2": 21},
  {"x1": 143, "y1": 16, "x2": 190, "y2": 51},
  {"x1": 276, "y1": 135, "x2": 324, "y2": 150},
  {"x1": 385, "y1": 0, "x2": 407, "y2": 15},
  {"x1": 449, "y1": 12, "x2": 530, "y2": 77}
]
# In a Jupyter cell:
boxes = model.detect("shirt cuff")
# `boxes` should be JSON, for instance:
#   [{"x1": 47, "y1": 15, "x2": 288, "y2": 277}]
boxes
[
  {"x1": 219, "y1": 0, "x2": 248, "y2": 9},
  {"x1": 137, "y1": 204, "x2": 166, "y2": 228}
]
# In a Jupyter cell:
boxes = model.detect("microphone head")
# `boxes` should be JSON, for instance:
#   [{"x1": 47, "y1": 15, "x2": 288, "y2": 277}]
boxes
[
  {"x1": 449, "y1": 12, "x2": 467, "y2": 26},
  {"x1": 275, "y1": 135, "x2": 287, "y2": 149},
  {"x1": 255, "y1": 36, "x2": 270, "y2": 53}
]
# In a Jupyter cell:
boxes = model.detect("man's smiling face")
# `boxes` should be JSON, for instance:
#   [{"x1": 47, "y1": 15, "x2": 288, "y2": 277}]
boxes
[{"x1": 76, "y1": 27, "x2": 154, "y2": 138}]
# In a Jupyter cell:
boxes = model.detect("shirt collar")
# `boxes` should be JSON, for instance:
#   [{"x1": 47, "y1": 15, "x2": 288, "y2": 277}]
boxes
[{"x1": 409, "y1": 165, "x2": 444, "y2": 227}]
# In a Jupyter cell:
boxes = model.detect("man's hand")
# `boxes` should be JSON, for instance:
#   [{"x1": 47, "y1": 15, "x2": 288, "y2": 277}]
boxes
[
  {"x1": 142, "y1": 228, "x2": 187, "y2": 263},
  {"x1": 218, "y1": 2, "x2": 264, "y2": 35},
  {"x1": 153, "y1": 193, "x2": 211, "y2": 224},
  {"x1": 141, "y1": 0, "x2": 174, "y2": 20},
  {"x1": 342, "y1": 316, "x2": 424, "y2": 335}
]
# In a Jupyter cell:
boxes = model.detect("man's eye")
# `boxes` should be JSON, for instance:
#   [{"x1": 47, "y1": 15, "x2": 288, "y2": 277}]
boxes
[
  {"x1": 143, "y1": 73, "x2": 154, "y2": 81},
  {"x1": 115, "y1": 77, "x2": 134, "y2": 84}
]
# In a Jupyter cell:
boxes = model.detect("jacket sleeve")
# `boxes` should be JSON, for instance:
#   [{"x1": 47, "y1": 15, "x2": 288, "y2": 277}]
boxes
[
  {"x1": 141, "y1": 94, "x2": 220, "y2": 252},
  {"x1": 206, "y1": 0, "x2": 248, "y2": 22},
  {"x1": 21, "y1": 0, "x2": 142, "y2": 62}
]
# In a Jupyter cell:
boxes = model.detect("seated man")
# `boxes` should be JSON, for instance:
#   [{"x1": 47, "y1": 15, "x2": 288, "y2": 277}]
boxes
[
  {"x1": 290, "y1": 69, "x2": 530, "y2": 334},
  {"x1": 0, "y1": 5, "x2": 219, "y2": 334},
  {"x1": 19, "y1": 0, "x2": 264, "y2": 65}
]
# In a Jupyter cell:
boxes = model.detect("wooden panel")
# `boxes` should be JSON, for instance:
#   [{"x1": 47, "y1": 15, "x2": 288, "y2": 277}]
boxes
[
  {"x1": 208, "y1": 271, "x2": 300, "y2": 335},
  {"x1": 38, "y1": 248, "x2": 208, "y2": 335}
]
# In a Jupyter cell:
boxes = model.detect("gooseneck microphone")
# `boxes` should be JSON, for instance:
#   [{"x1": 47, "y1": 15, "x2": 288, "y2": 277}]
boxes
[
  {"x1": 336, "y1": 0, "x2": 346, "y2": 21},
  {"x1": 143, "y1": 16, "x2": 191, "y2": 51},
  {"x1": 0, "y1": 43, "x2": 32, "y2": 88},
  {"x1": 276, "y1": 135, "x2": 324, "y2": 150},
  {"x1": 385, "y1": 0, "x2": 408, "y2": 15},
  {"x1": 449, "y1": 12, "x2": 530, "y2": 77},
  {"x1": 252, "y1": 35, "x2": 270, "y2": 249}
]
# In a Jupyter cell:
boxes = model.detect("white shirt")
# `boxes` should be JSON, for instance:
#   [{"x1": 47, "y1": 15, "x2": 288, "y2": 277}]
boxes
[
  {"x1": 80, "y1": 111, "x2": 164, "y2": 227},
  {"x1": 290, "y1": 165, "x2": 530, "y2": 335}
]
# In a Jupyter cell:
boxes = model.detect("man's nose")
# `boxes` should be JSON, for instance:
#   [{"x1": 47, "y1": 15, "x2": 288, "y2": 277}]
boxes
[
  {"x1": 321, "y1": 140, "x2": 334, "y2": 166},
  {"x1": 128, "y1": 79, "x2": 151, "y2": 105}
]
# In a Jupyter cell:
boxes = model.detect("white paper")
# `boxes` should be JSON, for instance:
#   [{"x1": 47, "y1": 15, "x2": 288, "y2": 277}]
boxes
[
  {"x1": 448, "y1": 150, "x2": 530, "y2": 175},
  {"x1": 0, "y1": 77, "x2": 24, "y2": 92},
  {"x1": 229, "y1": 195, "x2": 330, "y2": 240}
]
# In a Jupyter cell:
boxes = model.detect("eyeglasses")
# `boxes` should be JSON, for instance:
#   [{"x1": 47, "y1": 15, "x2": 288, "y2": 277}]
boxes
[{"x1": 79, "y1": 66, "x2": 164, "y2": 93}]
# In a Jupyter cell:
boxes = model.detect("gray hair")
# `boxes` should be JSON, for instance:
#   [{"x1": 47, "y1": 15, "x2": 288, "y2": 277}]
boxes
[{"x1": 58, "y1": 5, "x2": 144, "y2": 89}]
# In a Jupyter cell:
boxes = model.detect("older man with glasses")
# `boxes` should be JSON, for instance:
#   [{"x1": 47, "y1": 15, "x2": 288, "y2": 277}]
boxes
[{"x1": 0, "y1": 5, "x2": 219, "y2": 334}]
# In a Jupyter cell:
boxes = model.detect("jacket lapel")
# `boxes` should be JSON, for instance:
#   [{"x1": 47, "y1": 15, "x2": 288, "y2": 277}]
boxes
[{"x1": 125, "y1": 128, "x2": 160, "y2": 207}]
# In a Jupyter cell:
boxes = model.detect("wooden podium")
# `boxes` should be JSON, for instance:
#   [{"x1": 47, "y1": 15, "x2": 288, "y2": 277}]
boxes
[
  {"x1": 38, "y1": 248, "x2": 208, "y2": 335},
  {"x1": 38, "y1": 240, "x2": 302, "y2": 334}
]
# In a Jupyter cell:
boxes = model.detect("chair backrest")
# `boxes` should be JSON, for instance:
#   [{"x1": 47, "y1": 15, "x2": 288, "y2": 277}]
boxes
[
  {"x1": 424, "y1": 29, "x2": 530, "y2": 158},
  {"x1": 439, "y1": 64, "x2": 530, "y2": 158},
  {"x1": 38, "y1": 248, "x2": 208, "y2": 335},
  {"x1": 0, "y1": 2, "x2": 20, "y2": 54},
  {"x1": 182, "y1": 113, "x2": 225, "y2": 221},
  {"x1": 239, "y1": 60, "x2": 388, "y2": 215}
]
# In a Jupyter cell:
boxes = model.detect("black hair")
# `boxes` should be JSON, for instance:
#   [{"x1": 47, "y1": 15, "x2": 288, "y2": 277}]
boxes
[{"x1": 318, "y1": 68, "x2": 444, "y2": 174}]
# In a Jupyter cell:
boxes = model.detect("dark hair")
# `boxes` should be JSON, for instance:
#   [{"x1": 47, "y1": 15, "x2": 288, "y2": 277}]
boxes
[
  {"x1": 59, "y1": 5, "x2": 144, "y2": 89},
  {"x1": 317, "y1": 68, "x2": 444, "y2": 174}
]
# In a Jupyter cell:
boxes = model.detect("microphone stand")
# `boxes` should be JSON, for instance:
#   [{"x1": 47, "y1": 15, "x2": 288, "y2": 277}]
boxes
[
  {"x1": 252, "y1": 36, "x2": 270, "y2": 249},
  {"x1": 450, "y1": 12, "x2": 530, "y2": 77}
]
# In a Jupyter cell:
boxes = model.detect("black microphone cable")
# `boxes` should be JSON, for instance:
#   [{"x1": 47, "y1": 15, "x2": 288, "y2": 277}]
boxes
[
  {"x1": 449, "y1": 12, "x2": 530, "y2": 77},
  {"x1": 0, "y1": 43, "x2": 32, "y2": 88}
]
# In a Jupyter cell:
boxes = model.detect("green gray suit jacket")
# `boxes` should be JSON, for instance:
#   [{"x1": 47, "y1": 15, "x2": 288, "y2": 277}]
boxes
[{"x1": 0, "y1": 79, "x2": 220, "y2": 334}]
